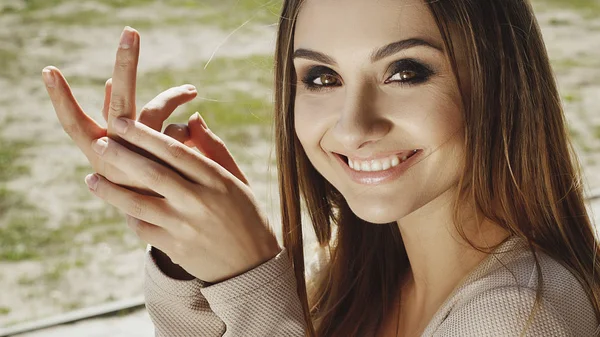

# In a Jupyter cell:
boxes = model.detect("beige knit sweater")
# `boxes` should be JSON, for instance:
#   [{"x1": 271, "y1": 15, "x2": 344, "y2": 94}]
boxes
[{"x1": 144, "y1": 235, "x2": 600, "y2": 336}]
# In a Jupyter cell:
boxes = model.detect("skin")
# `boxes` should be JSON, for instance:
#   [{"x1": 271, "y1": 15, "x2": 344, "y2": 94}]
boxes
[
  {"x1": 293, "y1": 0, "x2": 510, "y2": 334},
  {"x1": 42, "y1": 27, "x2": 280, "y2": 284}
]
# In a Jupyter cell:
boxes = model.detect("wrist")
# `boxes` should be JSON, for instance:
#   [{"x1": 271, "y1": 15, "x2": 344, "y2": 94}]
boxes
[{"x1": 150, "y1": 246, "x2": 195, "y2": 281}]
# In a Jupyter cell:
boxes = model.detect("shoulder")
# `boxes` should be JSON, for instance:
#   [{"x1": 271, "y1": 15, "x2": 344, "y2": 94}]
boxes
[
  {"x1": 441, "y1": 286, "x2": 573, "y2": 336},
  {"x1": 440, "y1": 244, "x2": 598, "y2": 336}
]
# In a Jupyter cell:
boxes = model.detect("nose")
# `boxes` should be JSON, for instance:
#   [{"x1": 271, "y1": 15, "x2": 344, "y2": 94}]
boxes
[{"x1": 331, "y1": 84, "x2": 391, "y2": 152}]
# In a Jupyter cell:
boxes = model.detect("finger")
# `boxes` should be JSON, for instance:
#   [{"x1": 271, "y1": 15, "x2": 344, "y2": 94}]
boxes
[
  {"x1": 102, "y1": 78, "x2": 112, "y2": 123},
  {"x1": 138, "y1": 85, "x2": 197, "y2": 132},
  {"x1": 85, "y1": 173, "x2": 172, "y2": 228},
  {"x1": 188, "y1": 112, "x2": 249, "y2": 185},
  {"x1": 42, "y1": 66, "x2": 106, "y2": 157},
  {"x1": 91, "y1": 136, "x2": 196, "y2": 202},
  {"x1": 107, "y1": 118, "x2": 224, "y2": 188},
  {"x1": 125, "y1": 215, "x2": 173, "y2": 252},
  {"x1": 164, "y1": 123, "x2": 191, "y2": 145},
  {"x1": 107, "y1": 26, "x2": 140, "y2": 138}
]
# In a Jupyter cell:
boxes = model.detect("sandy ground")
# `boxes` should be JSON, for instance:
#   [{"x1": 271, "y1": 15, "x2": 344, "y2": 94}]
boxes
[{"x1": 0, "y1": 1, "x2": 599, "y2": 332}]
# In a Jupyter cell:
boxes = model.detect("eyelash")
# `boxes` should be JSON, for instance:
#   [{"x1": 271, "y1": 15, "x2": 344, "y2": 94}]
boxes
[{"x1": 299, "y1": 59, "x2": 435, "y2": 92}]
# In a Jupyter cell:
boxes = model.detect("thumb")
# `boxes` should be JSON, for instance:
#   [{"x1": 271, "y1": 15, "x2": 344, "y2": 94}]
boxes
[{"x1": 188, "y1": 112, "x2": 249, "y2": 186}]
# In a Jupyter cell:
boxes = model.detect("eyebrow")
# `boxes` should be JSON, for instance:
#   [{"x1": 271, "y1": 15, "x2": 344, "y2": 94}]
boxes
[{"x1": 293, "y1": 38, "x2": 443, "y2": 66}]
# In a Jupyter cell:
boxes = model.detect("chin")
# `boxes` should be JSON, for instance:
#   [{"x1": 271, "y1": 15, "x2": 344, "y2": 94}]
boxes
[{"x1": 347, "y1": 202, "x2": 410, "y2": 225}]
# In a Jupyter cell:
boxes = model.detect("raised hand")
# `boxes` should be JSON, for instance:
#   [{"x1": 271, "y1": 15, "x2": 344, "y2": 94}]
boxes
[
  {"x1": 84, "y1": 117, "x2": 281, "y2": 283},
  {"x1": 43, "y1": 27, "x2": 273, "y2": 282},
  {"x1": 42, "y1": 27, "x2": 199, "y2": 196},
  {"x1": 101, "y1": 77, "x2": 250, "y2": 188},
  {"x1": 101, "y1": 77, "x2": 194, "y2": 148}
]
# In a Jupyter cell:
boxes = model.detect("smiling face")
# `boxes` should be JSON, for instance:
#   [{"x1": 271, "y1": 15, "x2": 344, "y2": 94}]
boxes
[{"x1": 293, "y1": 0, "x2": 466, "y2": 224}]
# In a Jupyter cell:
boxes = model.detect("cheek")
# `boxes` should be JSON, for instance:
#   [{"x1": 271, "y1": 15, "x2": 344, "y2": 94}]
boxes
[
  {"x1": 294, "y1": 94, "x2": 341, "y2": 147},
  {"x1": 393, "y1": 86, "x2": 463, "y2": 145}
]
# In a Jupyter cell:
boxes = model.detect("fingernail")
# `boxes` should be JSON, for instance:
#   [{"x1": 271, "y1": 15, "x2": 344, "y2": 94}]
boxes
[
  {"x1": 42, "y1": 68, "x2": 55, "y2": 88},
  {"x1": 195, "y1": 112, "x2": 208, "y2": 130},
  {"x1": 113, "y1": 118, "x2": 129, "y2": 135},
  {"x1": 92, "y1": 138, "x2": 108, "y2": 155},
  {"x1": 182, "y1": 84, "x2": 196, "y2": 92},
  {"x1": 85, "y1": 174, "x2": 99, "y2": 191},
  {"x1": 120, "y1": 27, "x2": 134, "y2": 49}
]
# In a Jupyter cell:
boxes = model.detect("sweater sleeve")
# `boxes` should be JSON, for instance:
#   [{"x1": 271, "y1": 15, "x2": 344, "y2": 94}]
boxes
[
  {"x1": 144, "y1": 245, "x2": 307, "y2": 337},
  {"x1": 200, "y1": 247, "x2": 307, "y2": 337},
  {"x1": 144, "y1": 245, "x2": 225, "y2": 337},
  {"x1": 436, "y1": 287, "x2": 578, "y2": 337}
]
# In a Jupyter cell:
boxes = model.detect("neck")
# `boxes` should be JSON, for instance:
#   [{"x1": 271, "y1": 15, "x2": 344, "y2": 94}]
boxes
[{"x1": 396, "y1": 186, "x2": 511, "y2": 308}]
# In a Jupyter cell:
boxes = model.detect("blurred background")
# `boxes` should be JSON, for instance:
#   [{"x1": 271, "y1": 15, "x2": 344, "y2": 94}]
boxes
[{"x1": 0, "y1": 0, "x2": 598, "y2": 336}]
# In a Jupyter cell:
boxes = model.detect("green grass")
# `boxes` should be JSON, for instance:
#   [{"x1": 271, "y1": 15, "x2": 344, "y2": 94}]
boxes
[
  {"x1": 69, "y1": 54, "x2": 275, "y2": 132},
  {"x1": 594, "y1": 125, "x2": 600, "y2": 140},
  {"x1": 0, "y1": 204, "x2": 126, "y2": 262},
  {"x1": 0, "y1": 307, "x2": 10, "y2": 316},
  {"x1": 195, "y1": 0, "x2": 283, "y2": 29},
  {"x1": 0, "y1": 187, "x2": 29, "y2": 219},
  {"x1": 542, "y1": 0, "x2": 600, "y2": 11},
  {"x1": 6, "y1": 0, "x2": 282, "y2": 29},
  {"x1": 143, "y1": 54, "x2": 274, "y2": 126},
  {"x1": 0, "y1": 48, "x2": 20, "y2": 79},
  {"x1": 548, "y1": 17, "x2": 571, "y2": 26},
  {"x1": 0, "y1": 139, "x2": 31, "y2": 182},
  {"x1": 0, "y1": 213, "x2": 52, "y2": 261},
  {"x1": 17, "y1": 274, "x2": 36, "y2": 286},
  {"x1": 534, "y1": 0, "x2": 600, "y2": 18},
  {"x1": 562, "y1": 92, "x2": 582, "y2": 103},
  {"x1": 42, "y1": 261, "x2": 73, "y2": 284},
  {"x1": 0, "y1": 136, "x2": 33, "y2": 216},
  {"x1": 139, "y1": 54, "x2": 274, "y2": 93}
]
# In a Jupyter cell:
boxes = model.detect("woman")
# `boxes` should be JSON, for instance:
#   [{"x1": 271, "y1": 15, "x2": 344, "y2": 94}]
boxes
[{"x1": 42, "y1": 0, "x2": 600, "y2": 336}]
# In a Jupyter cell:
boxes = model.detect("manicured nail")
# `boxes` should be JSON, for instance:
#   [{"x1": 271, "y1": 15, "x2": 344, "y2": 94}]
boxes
[
  {"x1": 113, "y1": 118, "x2": 129, "y2": 135},
  {"x1": 92, "y1": 138, "x2": 108, "y2": 155},
  {"x1": 85, "y1": 174, "x2": 99, "y2": 191},
  {"x1": 120, "y1": 27, "x2": 134, "y2": 49},
  {"x1": 42, "y1": 68, "x2": 55, "y2": 88}
]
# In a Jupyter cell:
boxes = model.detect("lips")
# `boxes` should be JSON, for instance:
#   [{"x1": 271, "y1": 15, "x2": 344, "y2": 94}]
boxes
[{"x1": 334, "y1": 148, "x2": 422, "y2": 185}]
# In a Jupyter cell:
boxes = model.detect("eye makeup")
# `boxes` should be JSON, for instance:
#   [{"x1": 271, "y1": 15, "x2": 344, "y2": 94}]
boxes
[{"x1": 298, "y1": 58, "x2": 436, "y2": 92}]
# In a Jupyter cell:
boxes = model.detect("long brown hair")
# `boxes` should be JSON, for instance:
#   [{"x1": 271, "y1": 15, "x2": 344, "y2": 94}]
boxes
[{"x1": 272, "y1": 0, "x2": 600, "y2": 336}]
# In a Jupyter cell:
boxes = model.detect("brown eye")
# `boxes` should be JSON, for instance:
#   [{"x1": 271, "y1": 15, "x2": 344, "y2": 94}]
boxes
[
  {"x1": 315, "y1": 74, "x2": 338, "y2": 86},
  {"x1": 389, "y1": 70, "x2": 417, "y2": 81}
]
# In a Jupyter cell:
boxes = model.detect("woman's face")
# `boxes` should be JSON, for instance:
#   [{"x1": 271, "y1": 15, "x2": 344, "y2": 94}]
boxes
[{"x1": 293, "y1": 0, "x2": 466, "y2": 224}]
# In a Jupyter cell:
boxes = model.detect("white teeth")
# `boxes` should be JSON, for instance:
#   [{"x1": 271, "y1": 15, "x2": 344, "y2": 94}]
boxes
[
  {"x1": 371, "y1": 161, "x2": 382, "y2": 171},
  {"x1": 361, "y1": 161, "x2": 371, "y2": 172},
  {"x1": 347, "y1": 152, "x2": 416, "y2": 172}
]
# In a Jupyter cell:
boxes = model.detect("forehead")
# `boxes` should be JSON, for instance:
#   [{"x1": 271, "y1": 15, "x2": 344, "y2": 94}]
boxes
[{"x1": 294, "y1": 0, "x2": 442, "y2": 53}]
